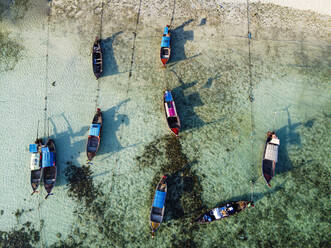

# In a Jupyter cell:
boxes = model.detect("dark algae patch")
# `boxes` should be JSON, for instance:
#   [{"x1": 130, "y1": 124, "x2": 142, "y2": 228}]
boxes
[
  {"x1": 0, "y1": 211, "x2": 40, "y2": 248},
  {"x1": 64, "y1": 163, "x2": 99, "y2": 207},
  {"x1": 0, "y1": 29, "x2": 24, "y2": 73},
  {"x1": 51, "y1": 163, "x2": 136, "y2": 247}
]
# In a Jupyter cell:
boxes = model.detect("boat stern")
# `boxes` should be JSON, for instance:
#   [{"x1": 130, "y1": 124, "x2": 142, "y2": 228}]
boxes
[
  {"x1": 171, "y1": 127, "x2": 179, "y2": 136},
  {"x1": 161, "y1": 58, "x2": 168, "y2": 66}
]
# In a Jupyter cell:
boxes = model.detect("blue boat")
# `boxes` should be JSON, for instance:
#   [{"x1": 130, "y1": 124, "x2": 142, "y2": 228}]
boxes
[
  {"x1": 86, "y1": 108, "x2": 103, "y2": 161},
  {"x1": 42, "y1": 139, "x2": 56, "y2": 199},
  {"x1": 160, "y1": 25, "x2": 171, "y2": 66},
  {"x1": 193, "y1": 201, "x2": 254, "y2": 224},
  {"x1": 150, "y1": 175, "x2": 167, "y2": 236}
]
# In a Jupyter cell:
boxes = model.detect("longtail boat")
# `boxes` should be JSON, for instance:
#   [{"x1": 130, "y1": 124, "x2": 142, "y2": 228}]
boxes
[
  {"x1": 29, "y1": 139, "x2": 43, "y2": 195},
  {"x1": 150, "y1": 175, "x2": 167, "y2": 236},
  {"x1": 160, "y1": 25, "x2": 171, "y2": 66},
  {"x1": 192, "y1": 201, "x2": 254, "y2": 224},
  {"x1": 92, "y1": 37, "x2": 103, "y2": 79},
  {"x1": 42, "y1": 139, "x2": 56, "y2": 199},
  {"x1": 86, "y1": 108, "x2": 102, "y2": 161},
  {"x1": 262, "y1": 131, "x2": 280, "y2": 187},
  {"x1": 164, "y1": 90, "x2": 180, "y2": 136}
]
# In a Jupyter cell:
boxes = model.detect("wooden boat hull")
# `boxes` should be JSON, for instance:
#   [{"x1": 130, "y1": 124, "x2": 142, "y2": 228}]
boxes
[
  {"x1": 262, "y1": 160, "x2": 274, "y2": 187},
  {"x1": 92, "y1": 37, "x2": 103, "y2": 79},
  {"x1": 31, "y1": 169, "x2": 42, "y2": 194},
  {"x1": 160, "y1": 51, "x2": 170, "y2": 66},
  {"x1": 150, "y1": 175, "x2": 167, "y2": 235},
  {"x1": 86, "y1": 109, "x2": 103, "y2": 161},
  {"x1": 42, "y1": 139, "x2": 56, "y2": 199},
  {"x1": 193, "y1": 201, "x2": 253, "y2": 224},
  {"x1": 164, "y1": 91, "x2": 180, "y2": 136},
  {"x1": 262, "y1": 131, "x2": 279, "y2": 187}
]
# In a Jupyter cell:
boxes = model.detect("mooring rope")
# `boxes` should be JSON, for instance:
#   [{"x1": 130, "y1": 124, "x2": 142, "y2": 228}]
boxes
[
  {"x1": 246, "y1": 0, "x2": 258, "y2": 200},
  {"x1": 128, "y1": 0, "x2": 142, "y2": 79}
]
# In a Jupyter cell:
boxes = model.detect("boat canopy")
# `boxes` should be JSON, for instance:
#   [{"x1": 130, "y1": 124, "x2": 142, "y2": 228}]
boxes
[
  {"x1": 30, "y1": 153, "x2": 40, "y2": 170},
  {"x1": 212, "y1": 208, "x2": 222, "y2": 220},
  {"x1": 164, "y1": 91, "x2": 173, "y2": 102},
  {"x1": 42, "y1": 147, "x2": 55, "y2": 168},
  {"x1": 270, "y1": 138, "x2": 280, "y2": 145},
  {"x1": 265, "y1": 143, "x2": 278, "y2": 162},
  {"x1": 161, "y1": 36, "x2": 170, "y2": 48},
  {"x1": 163, "y1": 26, "x2": 169, "y2": 35},
  {"x1": 89, "y1": 124, "x2": 101, "y2": 137},
  {"x1": 152, "y1": 190, "x2": 166, "y2": 209},
  {"x1": 165, "y1": 102, "x2": 176, "y2": 117},
  {"x1": 29, "y1": 144, "x2": 38, "y2": 153}
]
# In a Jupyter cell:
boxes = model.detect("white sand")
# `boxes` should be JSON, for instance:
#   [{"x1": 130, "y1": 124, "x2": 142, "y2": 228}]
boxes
[{"x1": 251, "y1": 0, "x2": 331, "y2": 16}]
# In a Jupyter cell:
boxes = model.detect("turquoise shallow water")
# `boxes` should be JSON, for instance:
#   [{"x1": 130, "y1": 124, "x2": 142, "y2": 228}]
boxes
[{"x1": 0, "y1": 0, "x2": 330, "y2": 247}]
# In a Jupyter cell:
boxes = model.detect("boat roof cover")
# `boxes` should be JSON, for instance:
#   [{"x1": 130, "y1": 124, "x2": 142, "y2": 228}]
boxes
[
  {"x1": 29, "y1": 144, "x2": 38, "y2": 153},
  {"x1": 89, "y1": 124, "x2": 101, "y2": 136},
  {"x1": 30, "y1": 153, "x2": 40, "y2": 170},
  {"x1": 164, "y1": 91, "x2": 173, "y2": 102},
  {"x1": 213, "y1": 208, "x2": 222, "y2": 220},
  {"x1": 42, "y1": 147, "x2": 55, "y2": 168},
  {"x1": 163, "y1": 26, "x2": 169, "y2": 35},
  {"x1": 265, "y1": 143, "x2": 278, "y2": 162},
  {"x1": 270, "y1": 138, "x2": 280, "y2": 145},
  {"x1": 161, "y1": 36, "x2": 170, "y2": 48},
  {"x1": 152, "y1": 190, "x2": 166, "y2": 209}
]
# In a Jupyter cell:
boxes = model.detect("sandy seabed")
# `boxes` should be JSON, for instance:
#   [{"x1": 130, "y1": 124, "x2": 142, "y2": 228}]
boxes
[{"x1": 0, "y1": 0, "x2": 330, "y2": 247}]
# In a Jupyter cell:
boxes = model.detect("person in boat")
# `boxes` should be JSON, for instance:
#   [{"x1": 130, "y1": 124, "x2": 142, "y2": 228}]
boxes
[
  {"x1": 203, "y1": 214, "x2": 213, "y2": 222},
  {"x1": 227, "y1": 206, "x2": 234, "y2": 214}
]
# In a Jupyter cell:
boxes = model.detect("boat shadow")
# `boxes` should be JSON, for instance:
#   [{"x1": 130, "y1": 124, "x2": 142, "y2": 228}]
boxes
[
  {"x1": 48, "y1": 114, "x2": 88, "y2": 187},
  {"x1": 164, "y1": 160, "x2": 201, "y2": 222},
  {"x1": 100, "y1": 31, "x2": 123, "y2": 78},
  {"x1": 97, "y1": 98, "x2": 131, "y2": 156},
  {"x1": 275, "y1": 107, "x2": 306, "y2": 176},
  {"x1": 169, "y1": 19, "x2": 194, "y2": 64},
  {"x1": 215, "y1": 184, "x2": 285, "y2": 209},
  {"x1": 170, "y1": 70, "x2": 206, "y2": 131}
]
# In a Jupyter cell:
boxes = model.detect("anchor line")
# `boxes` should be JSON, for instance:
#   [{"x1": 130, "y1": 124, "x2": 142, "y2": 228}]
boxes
[
  {"x1": 128, "y1": 0, "x2": 142, "y2": 79},
  {"x1": 37, "y1": 2, "x2": 53, "y2": 247},
  {"x1": 169, "y1": 0, "x2": 176, "y2": 29},
  {"x1": 94, "y1": 2, "x2": 104, "y2": 109},
  {"x1": 246, "y1": 0, "x2": 259, "y2": 197},
  {"x1": 246, "y1": 0, "x2": 255, "y2": 170},
  {"x1": 43, "y1": 19, "x2": 50, "y2": 140},
  {"x1": 95, "y1": 77, "x2": 101, "y2": 109}
]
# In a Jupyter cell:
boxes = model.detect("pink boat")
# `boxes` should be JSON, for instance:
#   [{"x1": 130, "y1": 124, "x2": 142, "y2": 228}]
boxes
[{"x1": 164, "y1": 90, "x2": 180, "y2": 136}]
